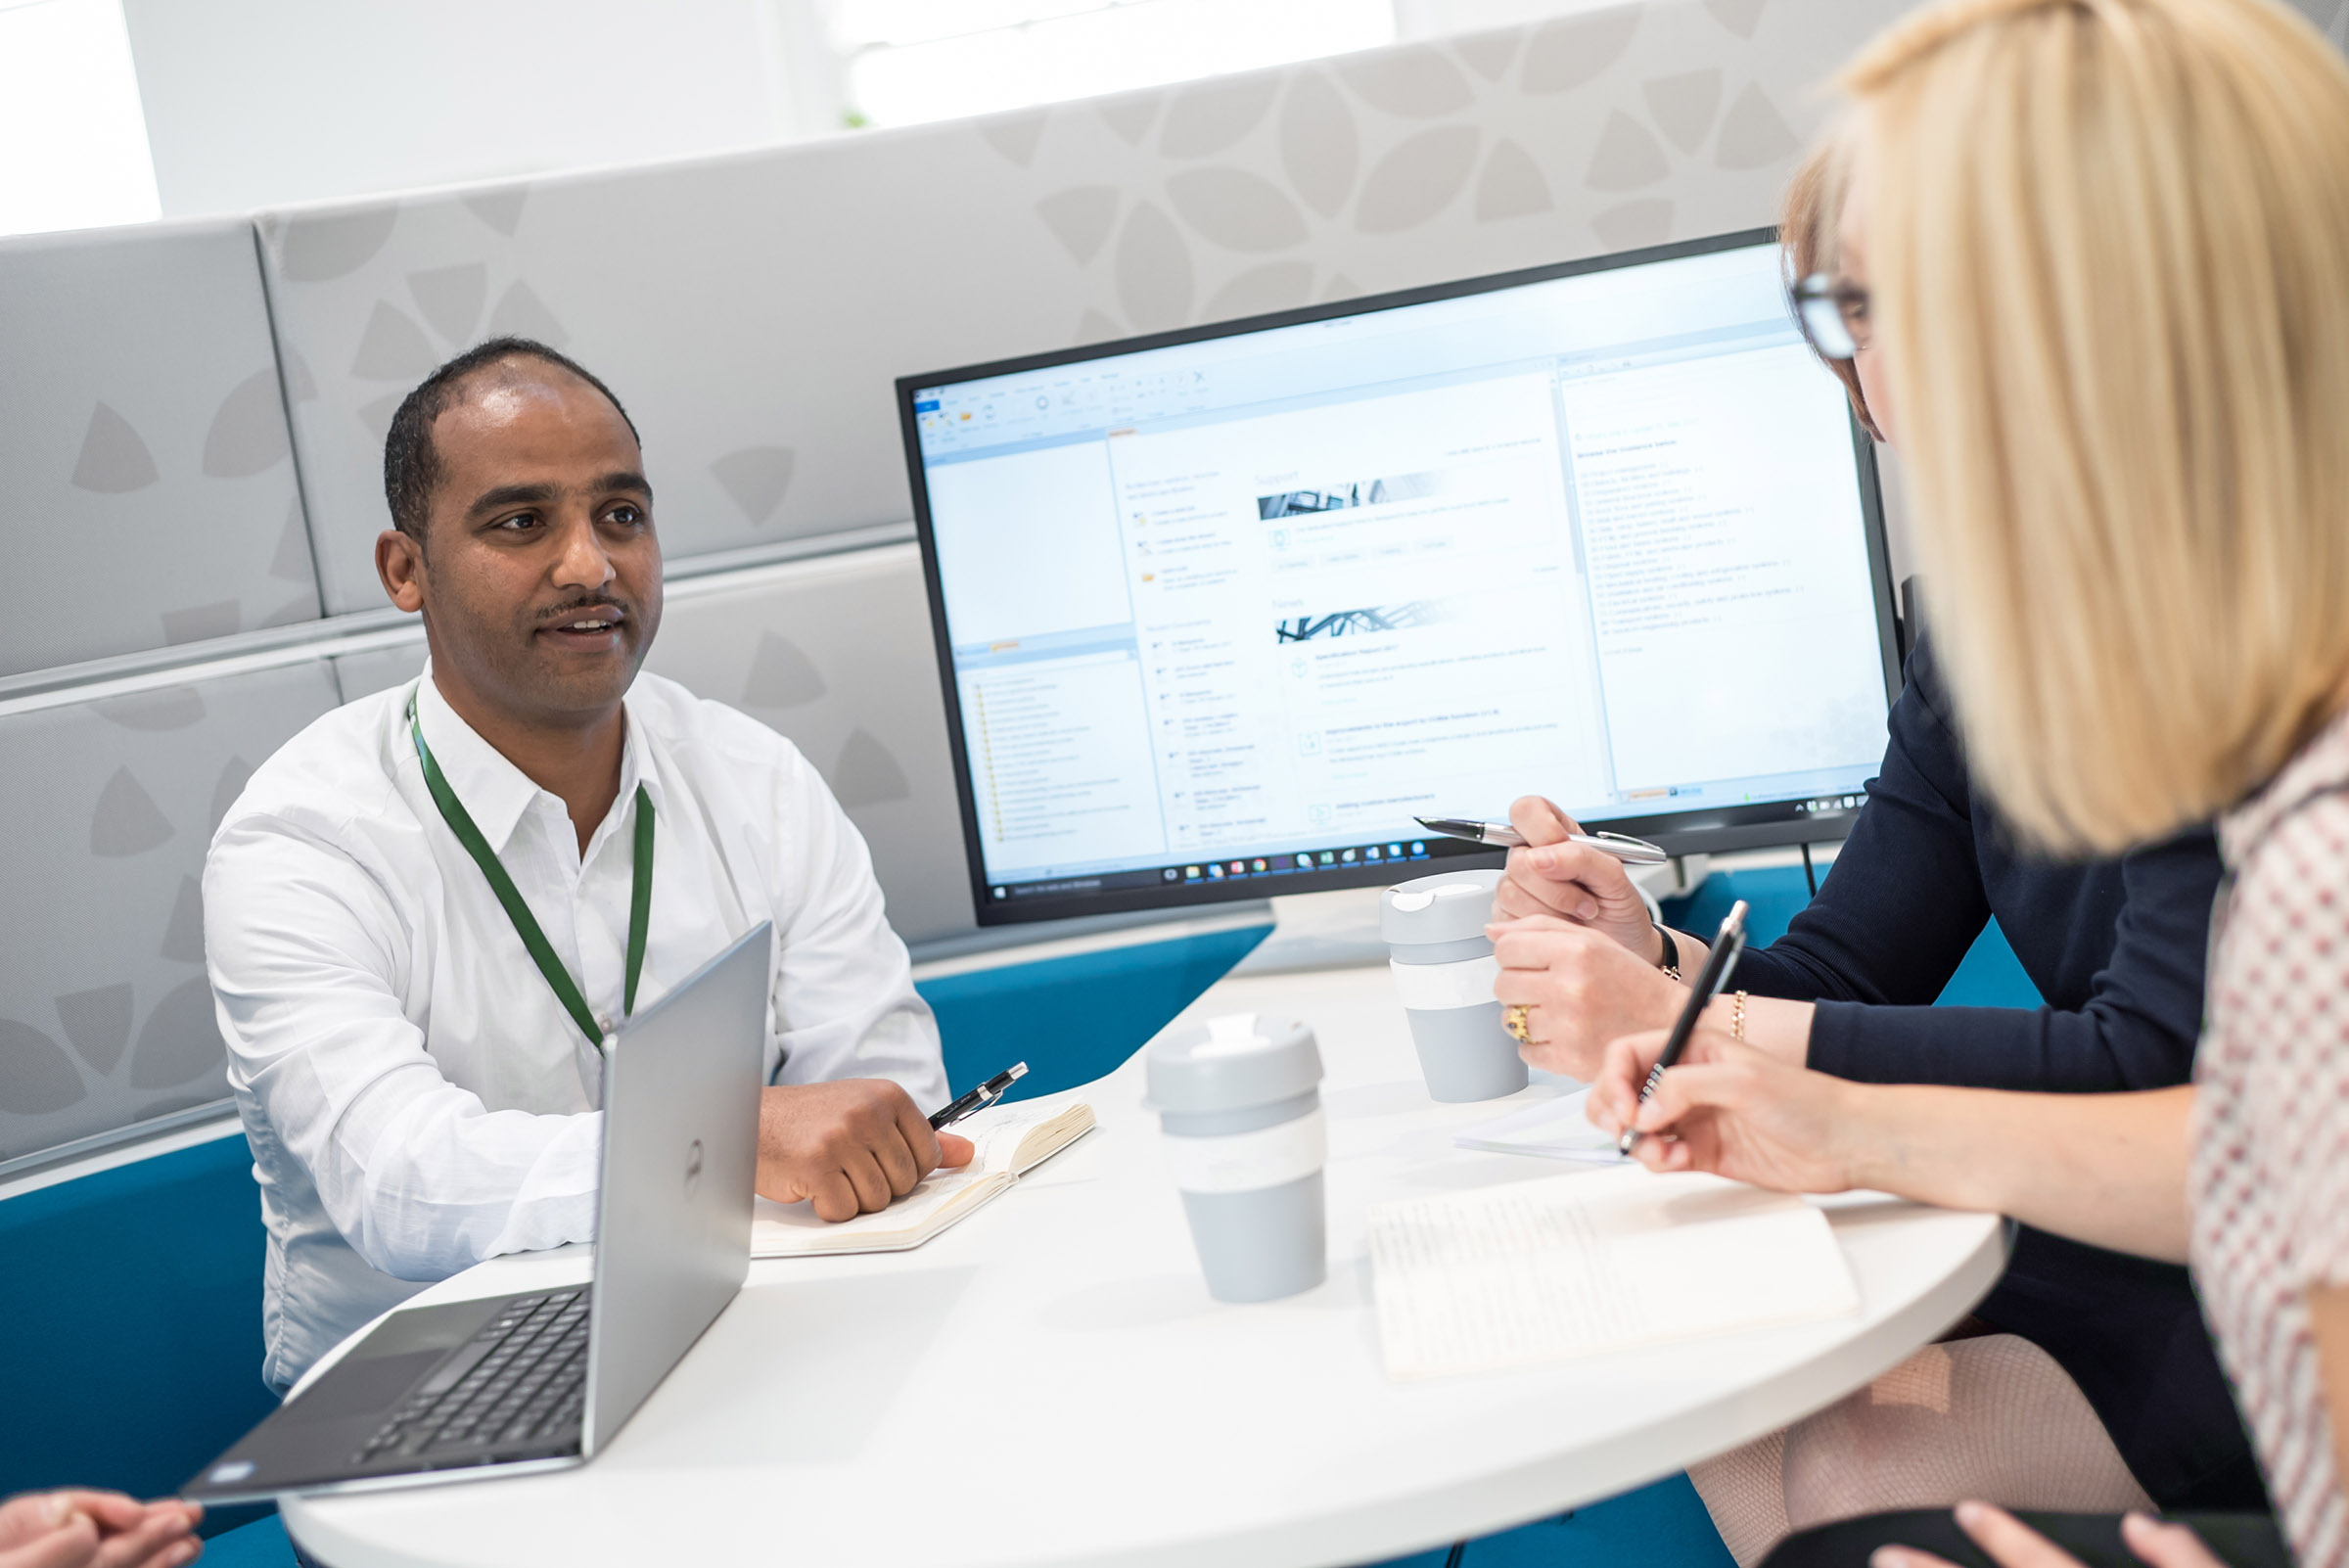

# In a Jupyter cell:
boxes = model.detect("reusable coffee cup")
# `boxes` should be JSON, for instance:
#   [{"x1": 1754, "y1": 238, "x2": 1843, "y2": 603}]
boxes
[
  {"x1": 1147, "y1": 1013, "x2": 1327, "y2": 1303},
  {"x1": 1381, "y1": 868, "x2": 1530, "y2": 1102}
]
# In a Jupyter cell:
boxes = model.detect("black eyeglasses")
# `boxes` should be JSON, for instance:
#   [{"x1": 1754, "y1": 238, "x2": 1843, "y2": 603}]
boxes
[{"x1": 1791, "y1": 272, "x2": 1871, "y2": 362}]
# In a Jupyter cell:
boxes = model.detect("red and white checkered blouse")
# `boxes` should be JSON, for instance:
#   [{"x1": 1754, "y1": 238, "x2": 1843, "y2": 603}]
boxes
[{"x1": 2192, "y1": 705, "x2": 2349, "y2": 1566}]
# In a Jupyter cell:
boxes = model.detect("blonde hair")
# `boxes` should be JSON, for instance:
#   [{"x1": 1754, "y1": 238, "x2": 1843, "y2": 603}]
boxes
[{"x1": 1840, "y1": 0, "x2": 2349, "y2": 853}]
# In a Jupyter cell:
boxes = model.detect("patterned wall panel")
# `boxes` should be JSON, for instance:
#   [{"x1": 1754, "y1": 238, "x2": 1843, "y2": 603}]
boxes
[
  {"x1": 0, "y1": 661, "x2": 340, "y2": 1163},
  {"x1": 329, "y1": 641, "x2": 428, "y2": 706},
  {"x1": 256, "y1": 0, "x2": 1911, "y2": 614},
  {"x1": 0, "y1": 219, "x2": 318, "y2": 676},
  {"x1": 640, "y1": 547, "x2": 972, "y2": 946}
]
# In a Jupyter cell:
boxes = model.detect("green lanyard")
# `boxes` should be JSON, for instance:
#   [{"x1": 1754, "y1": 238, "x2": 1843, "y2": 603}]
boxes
[{"x1": 409, "y1": 699, "x2": 654, "y2": 1052}]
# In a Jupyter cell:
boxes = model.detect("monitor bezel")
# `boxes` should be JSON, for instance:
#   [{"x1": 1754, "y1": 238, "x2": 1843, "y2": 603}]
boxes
[{"x1": 897, "y1": 226, "x2": 1902, "y2": 927}]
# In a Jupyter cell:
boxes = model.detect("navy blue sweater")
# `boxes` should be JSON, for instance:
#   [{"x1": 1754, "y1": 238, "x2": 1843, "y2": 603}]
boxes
[{"x1": 1732, "y1": 633, "x2": 2255, "y2": 1509}]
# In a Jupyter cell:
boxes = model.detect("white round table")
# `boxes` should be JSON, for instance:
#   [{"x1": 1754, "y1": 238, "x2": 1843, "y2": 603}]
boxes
[{"x1": 284, "y1": 961, "x2": 2005, "y2": 1568}]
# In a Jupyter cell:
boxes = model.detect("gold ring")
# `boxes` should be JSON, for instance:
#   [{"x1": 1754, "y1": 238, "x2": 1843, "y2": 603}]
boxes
[{"x1": 1502, "y1": 1003, "x2": 1533, "y2": 1043}]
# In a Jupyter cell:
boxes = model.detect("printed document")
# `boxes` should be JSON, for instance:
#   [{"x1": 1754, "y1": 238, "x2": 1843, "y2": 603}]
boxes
[{"x1": 1367, "y1": 1167, "x2": 1859, "y2": 1379}]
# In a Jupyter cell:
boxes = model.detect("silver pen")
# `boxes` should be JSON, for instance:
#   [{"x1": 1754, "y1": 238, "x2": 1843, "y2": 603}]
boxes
[{"x1": 1413, "y1": 816, "x2": 1670, "y2": 865}]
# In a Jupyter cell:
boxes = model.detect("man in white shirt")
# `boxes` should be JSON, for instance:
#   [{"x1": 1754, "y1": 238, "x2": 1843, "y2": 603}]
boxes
[{"x1": 206, "y1": 338, "x2": 969, "y2": 1390}]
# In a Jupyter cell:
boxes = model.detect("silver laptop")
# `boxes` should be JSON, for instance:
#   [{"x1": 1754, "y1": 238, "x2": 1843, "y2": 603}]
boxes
[{"x1": 183, "y1": 921, "x2": 769, "y2": 1502}]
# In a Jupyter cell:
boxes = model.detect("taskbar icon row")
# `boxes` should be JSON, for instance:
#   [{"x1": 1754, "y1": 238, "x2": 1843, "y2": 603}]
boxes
[{"x1": 1159, "y1": 841, "x2": 1433, "y2": 885}]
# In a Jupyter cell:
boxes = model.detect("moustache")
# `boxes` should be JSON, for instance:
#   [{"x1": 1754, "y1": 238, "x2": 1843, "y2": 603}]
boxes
[{"x1": 533, "y1": 595, "x2": 630, "y2": 626}]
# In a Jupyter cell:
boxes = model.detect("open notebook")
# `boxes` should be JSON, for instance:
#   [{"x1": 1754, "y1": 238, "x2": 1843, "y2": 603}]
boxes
[
  {"x1": 1367, "y1": 1166, "x2": 1860, "y2": 1380},
  {"x1": 752, "y1": 1100, "x2": 1095, "y2": 1257}
]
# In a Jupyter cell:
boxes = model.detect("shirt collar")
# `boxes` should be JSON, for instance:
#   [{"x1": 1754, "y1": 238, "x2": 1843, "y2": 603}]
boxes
[{"x1": 409, "y1": 666, "x2": 663, "y2": 856}]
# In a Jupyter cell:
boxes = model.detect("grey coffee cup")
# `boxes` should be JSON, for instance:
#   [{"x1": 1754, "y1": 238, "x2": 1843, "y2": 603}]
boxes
[
  {"x1": 1381, "y1": 868, "x2": 1530, "y2": 1102},
  {"x1": 1147, "y1": 1013, "x2": 1327, "y2": 1304}
]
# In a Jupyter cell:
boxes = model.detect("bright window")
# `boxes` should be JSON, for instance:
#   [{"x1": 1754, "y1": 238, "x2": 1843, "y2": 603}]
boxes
[
  {"x1": 830, "y1": 0, "x2": 1399, "y2": 128},
  {"x1": 0, "y1": 0, "x2": 159, "y2": 237}
]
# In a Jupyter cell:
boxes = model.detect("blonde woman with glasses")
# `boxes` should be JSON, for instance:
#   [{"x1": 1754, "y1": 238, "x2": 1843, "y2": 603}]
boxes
[
  {"x1": 1497, "y1": 95, "x2": 2252, "y2": 1568},
  {"x1": 1572, "y1": 0, "x2": 2349, "y2": 1564}
]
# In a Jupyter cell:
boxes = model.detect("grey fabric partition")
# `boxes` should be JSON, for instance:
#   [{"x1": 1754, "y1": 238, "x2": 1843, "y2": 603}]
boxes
[
  {"x1": 0, "y1": 218, "x2": 317, "y2": 677},
  {"x1": 0, "y1": 662, "x2": 339, "y2": 1163},
  {"x1": 256, "y1": 0, "x2": 1907, "y2": 615},
  {"x1": 641, "y1": 548, "x2": 969, "y2": 945}
]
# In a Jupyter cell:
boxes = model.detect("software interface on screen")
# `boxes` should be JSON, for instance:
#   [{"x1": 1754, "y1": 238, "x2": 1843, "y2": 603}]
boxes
[{"x1": 909, "y1": 238, "x2": 1890, "y2": 910}]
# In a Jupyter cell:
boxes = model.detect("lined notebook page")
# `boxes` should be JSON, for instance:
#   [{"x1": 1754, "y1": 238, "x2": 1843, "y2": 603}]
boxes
[{"x1": 1367, "y1": 1167, "x2": 1860, "y2": 1379}]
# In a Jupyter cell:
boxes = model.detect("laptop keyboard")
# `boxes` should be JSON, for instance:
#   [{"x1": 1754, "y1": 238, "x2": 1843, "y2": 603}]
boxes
[{"x1": 355, "y1": 1290, "x2": 590, "y2": 1465}]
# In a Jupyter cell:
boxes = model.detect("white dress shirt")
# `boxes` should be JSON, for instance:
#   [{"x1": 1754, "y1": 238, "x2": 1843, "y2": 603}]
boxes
[{"x1": 205, "y1": 669, "x2": 945, "y2": 1390}]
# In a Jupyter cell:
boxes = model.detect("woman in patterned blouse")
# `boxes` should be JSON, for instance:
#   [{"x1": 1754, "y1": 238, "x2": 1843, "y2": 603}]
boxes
[{"x1": 1576, "y1": 0, "x2": 2349, "y2": 1564}]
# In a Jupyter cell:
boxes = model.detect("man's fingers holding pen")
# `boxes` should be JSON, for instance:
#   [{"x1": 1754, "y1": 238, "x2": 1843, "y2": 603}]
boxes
[
  {"x1": 759, "y1": 1079, "x2": 960, "y2": 1221},
  {"x1": 842, "y1": 1147, "x2": 898, "y2": 1214},
  {"x1": 890, "y1": 1095, "x2": 973, "y2": 1169}
]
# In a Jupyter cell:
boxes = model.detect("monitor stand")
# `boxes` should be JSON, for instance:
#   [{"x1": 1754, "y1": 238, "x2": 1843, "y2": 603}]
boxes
[{"x1": 1226, "y1": 854, "x2": 1713, "y2": 978}]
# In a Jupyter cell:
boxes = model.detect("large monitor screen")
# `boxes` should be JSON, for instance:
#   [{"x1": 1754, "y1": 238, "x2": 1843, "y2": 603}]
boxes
[{"x1": 899, "y1": 230, "x2": 1899, "y2": 925}]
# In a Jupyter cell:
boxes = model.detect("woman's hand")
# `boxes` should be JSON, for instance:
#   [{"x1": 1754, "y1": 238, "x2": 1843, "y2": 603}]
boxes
[
  {"x1": 1490, "y1": 916, "x2": 1689, "y2": 1082},
  {"x1": 1871, "y1": 1502, "x2": 2228, "y2": 1568},
  {"x1": 1587, "y1": 1025, "x2": 1865, "y2": 1193},
  {"x1": 1491, "y1": 795, "x2": 1665, "y2": 960}
]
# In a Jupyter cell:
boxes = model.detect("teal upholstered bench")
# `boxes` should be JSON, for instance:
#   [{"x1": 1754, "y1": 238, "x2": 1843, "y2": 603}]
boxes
[{"x1": 0, "y1": 1133, "x2": 284, "y2": 1550}]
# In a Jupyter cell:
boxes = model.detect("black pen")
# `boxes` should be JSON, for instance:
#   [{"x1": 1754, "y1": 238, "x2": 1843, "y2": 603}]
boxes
[
  {"x1": 1414, "y1": 816, "x2": 1669, "y2": 865},
  {"x1": 1619, "y1": 900, "x2": 1749, "y2": 1155},
  {"x1": 930, "y1": 1062, "x2": 1028, "y2": 1130}
]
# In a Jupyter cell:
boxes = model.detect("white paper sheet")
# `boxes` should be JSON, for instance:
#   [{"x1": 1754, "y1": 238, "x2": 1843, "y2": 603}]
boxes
[
  {"x1": 1451, "y1": 1086, "x2": 1626, "y2": 1164},
  {"x1": 1367, "y1": 1166, "x2": 1861, "y2": 1379}
]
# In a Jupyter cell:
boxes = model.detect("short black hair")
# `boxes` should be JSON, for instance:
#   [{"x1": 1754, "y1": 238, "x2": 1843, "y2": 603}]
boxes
[{"x1": 382, "y1": 337, "x2": 641, "y2": 542}]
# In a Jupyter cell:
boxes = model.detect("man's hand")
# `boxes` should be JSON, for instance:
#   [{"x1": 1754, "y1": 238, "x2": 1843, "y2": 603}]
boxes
[
  {"x1": 1492, "y1": 795, "x2": 1663, "y2": 960},
  {"x1": 1586, "y1": 1025, "x2": 1863, "y2": 1193},
  {"x1": 0, "y1": 1492, "x2": 203, "y2": 1568},
  {"x1": 758, "y1": 1081, "x2": 975, "y2": 1222},
  {"x1": 1489, "y1": 916, "x2": 1688, "y2": 1081},
  {"x1": 1869, "y1": 1502, "x2": 2228, "y2": 1568}
]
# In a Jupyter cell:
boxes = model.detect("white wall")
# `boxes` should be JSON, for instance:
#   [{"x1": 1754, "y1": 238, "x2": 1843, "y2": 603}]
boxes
[
  {"x1": 116, "y1": 0, "x2": 1698, "y2": 222},
  {"x1": 119, "y1": 0, "x2": 834, "y2": 216},
  {"x1": 0, "y1": 0, "x2": 158, "y2": 236}
]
